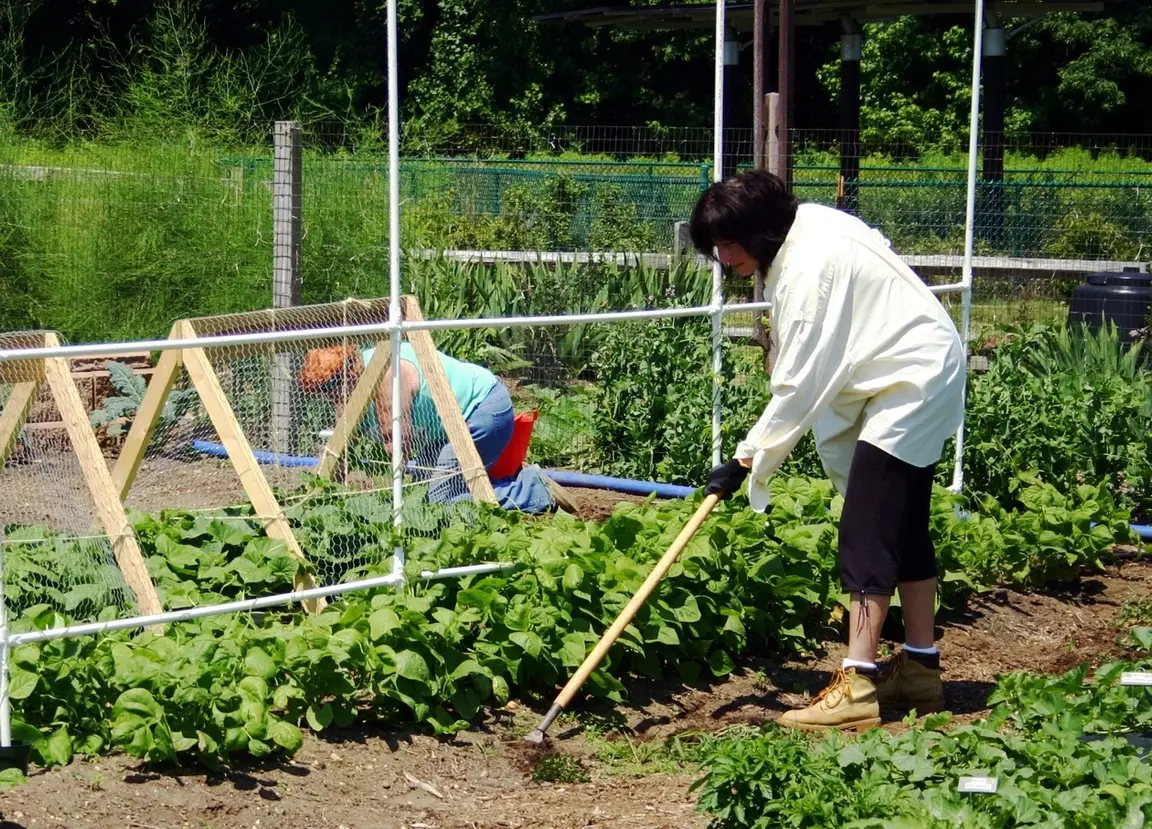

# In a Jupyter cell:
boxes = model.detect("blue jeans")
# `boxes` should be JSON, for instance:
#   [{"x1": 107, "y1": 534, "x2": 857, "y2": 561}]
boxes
[{"x1": 427, "y1": 383, "x2": 514, "y2": 503}]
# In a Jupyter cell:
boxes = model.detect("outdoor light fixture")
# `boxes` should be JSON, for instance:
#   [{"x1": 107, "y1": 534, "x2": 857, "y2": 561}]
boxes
[{"x1": 724, "y1": 27, "x2": 739, "y2": 65}]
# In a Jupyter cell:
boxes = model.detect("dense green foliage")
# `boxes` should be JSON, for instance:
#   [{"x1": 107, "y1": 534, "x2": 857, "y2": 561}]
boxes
[
  {"x1": 4, "y1": 0, "x2": 1152, "y2": 145},
  {"x1": 520, "y1": 318, "x2": 1152, "y2": 525},
  {"x1": 692, "y1": 637, "x2": 1152, "y2": 828},
  {"x1": 2, "y1": 131, "x2": 1148, "y2": 343},
  {"x1": 4, "y1": 471, "x2": 1137, "y2": 773},
  {"x1": 963, "y1": 323, "x2": 1152, "y2": 522},
  {"x1": 583, "y1": 316, "x2": 821, "y2": 485}
]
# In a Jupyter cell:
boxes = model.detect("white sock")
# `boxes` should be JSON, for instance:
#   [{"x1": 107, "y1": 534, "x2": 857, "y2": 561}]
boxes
[
  {"x1": 903, "y1": 644, "x2": 938, "y2": 655},
  {"x1": 842, "y1": 657, "x2": 877, "y2": 671}
]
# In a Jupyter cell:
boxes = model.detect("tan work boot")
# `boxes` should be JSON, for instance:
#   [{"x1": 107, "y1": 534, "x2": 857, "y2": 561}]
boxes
[
  {"x1": 875, "y1": 650, "x2": 944, "y2": 713},
  {"x1": 777, "y1": 667, "x2": 881, "y2": 732}
]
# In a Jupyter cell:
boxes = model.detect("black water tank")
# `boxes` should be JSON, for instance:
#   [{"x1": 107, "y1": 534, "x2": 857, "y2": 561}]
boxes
[{"x1": 1068, "y1": 269, "x2": 1152, "y2": 346}]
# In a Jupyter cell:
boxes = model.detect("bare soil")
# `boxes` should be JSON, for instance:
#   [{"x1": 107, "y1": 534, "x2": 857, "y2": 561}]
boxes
[
  {"x1": 0, "y1": 447, "x2": 652, "y2": 526},
  {"x1": 5, "y1": 560, "x2": 1150, "y2": 829}
]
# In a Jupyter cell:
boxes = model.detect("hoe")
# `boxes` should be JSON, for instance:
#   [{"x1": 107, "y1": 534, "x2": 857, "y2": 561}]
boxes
[{"x1": 523, "y1": 493, "x2": 721, "y2": 745}]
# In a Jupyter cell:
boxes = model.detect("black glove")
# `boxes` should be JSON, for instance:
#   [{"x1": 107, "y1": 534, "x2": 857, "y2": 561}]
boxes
[{"x1": 705, "y1": 458, "x2": 750, "y2": 499}]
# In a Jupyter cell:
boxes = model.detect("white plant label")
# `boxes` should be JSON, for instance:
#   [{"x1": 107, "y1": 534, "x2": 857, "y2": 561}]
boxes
[
  {"x1": 958, "y1": 776, "x2": 999, "y2": 794},
  {"x1": 1120, "y1": 672, "x2": 1152, "y2": 686}
]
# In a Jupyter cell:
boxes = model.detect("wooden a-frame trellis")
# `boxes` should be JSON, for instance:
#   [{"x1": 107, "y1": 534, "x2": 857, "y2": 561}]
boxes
[
  {"x1": 110, "y1": 295, "x2": 500, "y2": 614},
  {"x1": 0, "y1": 331, "x2": 165, "y2": 623}
]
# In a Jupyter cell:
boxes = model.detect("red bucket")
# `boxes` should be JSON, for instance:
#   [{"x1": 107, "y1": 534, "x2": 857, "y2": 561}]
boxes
[{"x1": 489, "y1": 410, "x2": 538, "y2": 479}]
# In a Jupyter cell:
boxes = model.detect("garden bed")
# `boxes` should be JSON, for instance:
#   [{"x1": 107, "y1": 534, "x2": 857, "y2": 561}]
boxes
[{"x1": 4, "y1": 559, "x2": 1150, "y2": 829}]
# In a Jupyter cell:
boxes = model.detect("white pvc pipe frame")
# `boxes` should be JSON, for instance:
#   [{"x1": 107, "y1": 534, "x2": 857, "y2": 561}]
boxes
[{"x1": 0, "y1": 0, "x2": 982, "y2": 748}]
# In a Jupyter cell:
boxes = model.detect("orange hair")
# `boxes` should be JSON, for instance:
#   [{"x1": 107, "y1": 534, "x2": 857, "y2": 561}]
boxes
[{"x1": 298, "y1": 345, "x2": 362, "y2": 391}]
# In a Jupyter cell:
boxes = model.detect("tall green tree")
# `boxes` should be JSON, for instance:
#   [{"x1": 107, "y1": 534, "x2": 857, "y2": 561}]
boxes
[
  {"x1": 3, "y1": 0, "x2": 1152, "y2": 149},
  {"x1": 817, "y1": 7, "x2": 1152, "y2": 154}
]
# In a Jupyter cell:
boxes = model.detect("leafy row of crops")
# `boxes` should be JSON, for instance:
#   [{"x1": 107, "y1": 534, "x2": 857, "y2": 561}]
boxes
[
  {"x1": 3, "y1": 469, "x2": 1138, "y2": 780},
  {"x1": 691, "y1": 629, "x2": 1152, "y2": 828},
  {"x1": 511, "y1": 319, "x2": 1152, "y2": 524}
]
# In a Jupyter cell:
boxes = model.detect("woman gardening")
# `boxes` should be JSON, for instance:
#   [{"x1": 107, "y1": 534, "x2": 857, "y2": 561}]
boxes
[
  {"x1": 298, "y1": 342, "x2": 553, "y2": 511},
  {"x1": 692, "y1": 170, "x2": 967, "y2": 731}
]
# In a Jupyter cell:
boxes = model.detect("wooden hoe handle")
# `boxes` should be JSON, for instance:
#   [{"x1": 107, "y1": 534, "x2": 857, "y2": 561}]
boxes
[{"x1": 525, "y1": 493, "x2": 721, "y2": 741}]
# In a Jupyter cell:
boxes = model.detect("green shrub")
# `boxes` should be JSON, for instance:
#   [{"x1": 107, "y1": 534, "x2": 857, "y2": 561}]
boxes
[
  {"x1": 6, "y1": 471, "x2": 1137, "y2": 771},
  {"x1": 586, "y1": 317, "x2": 822, "y2": 485},
  {"x1": 963, "y1": 322, "x2": 1152, "y2": 521}
]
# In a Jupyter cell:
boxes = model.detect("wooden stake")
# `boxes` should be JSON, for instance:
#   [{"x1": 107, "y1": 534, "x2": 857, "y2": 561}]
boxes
[
  {"x1": 401, "y1": 297, "x2": 498, "y2": 505},
  {"x1": 316, "y1": 340, "x2": 392, "y2": 479},
  {"x1": 0, "y1": 381, "x2": 39, "y2": 468},
  {"x1": 40, "y1": 334, "x2": 165, "y2": 627},
  {"x1": 176, "y1": 321, "x2": 326, "y2": 613},
  {"x1": 110, "y1": 328, "x2": 184, "y2": 501}
]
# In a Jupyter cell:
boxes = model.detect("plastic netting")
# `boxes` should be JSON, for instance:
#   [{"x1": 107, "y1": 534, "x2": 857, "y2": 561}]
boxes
[{"x1": 0, "y1": 336, "x2": 136, "y2": 622}]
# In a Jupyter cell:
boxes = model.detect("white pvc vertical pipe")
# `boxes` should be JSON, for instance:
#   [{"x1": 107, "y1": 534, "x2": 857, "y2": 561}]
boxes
[
  {"x1": 387, "y1": 0, "x2": 406, "y2": 577},
  {"x1": 710, "y1": 0, "x2": 726, "y2": 466},
  {"x1": 950, "y1": 0, "x2": 985, "y2": 494},
  {"x1": 0, "y1": 544, "x2": 11, "y2": 747}
]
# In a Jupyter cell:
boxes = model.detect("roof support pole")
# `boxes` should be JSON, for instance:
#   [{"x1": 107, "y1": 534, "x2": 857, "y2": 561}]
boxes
[
  {"x1": 981, "y1": 10, "x2": 1007, "y2": 252},
  {"x1": 838, "y1": 15, "x2": 862, "y2": 215},
  {"x1": 753, "y1": 0, "x2": 766, "y2": 169},
  {"x1": 777, "y1": 0, "x2": 794, "y2": 189}
]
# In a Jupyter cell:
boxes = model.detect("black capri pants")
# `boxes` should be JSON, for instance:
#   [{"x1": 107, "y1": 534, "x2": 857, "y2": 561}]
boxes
[{"x1": 838, "y1": 439, "x2": 938, "y2": 596}]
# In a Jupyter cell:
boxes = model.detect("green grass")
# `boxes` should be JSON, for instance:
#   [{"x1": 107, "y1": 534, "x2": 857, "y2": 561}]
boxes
[
  {"x1": 1119, "y1": 598, "x2": 1152, "y2": 629},
  {"x1": 1, "y1": 134, "x2": 1150, "y2": 343}
]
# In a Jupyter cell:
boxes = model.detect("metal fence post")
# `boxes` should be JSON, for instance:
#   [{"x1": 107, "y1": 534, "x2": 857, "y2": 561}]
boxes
[
  {"x1": 711, "y1": 0, "x2": 726, "y2": 468},
  {"x1": 0, "y1": 541, "x2": 12, "y2": 749},
  {"x1": 272, "y1": 121, "x2": 303, "y2": 456}
]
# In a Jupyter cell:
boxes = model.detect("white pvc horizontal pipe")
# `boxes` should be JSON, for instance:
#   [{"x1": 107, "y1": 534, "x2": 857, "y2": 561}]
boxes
[
  {"x1": 0, "y1": 304, "x2": 739, "y2": 362},
  {"x1": 7, "y1": 561, "x2": 517, "y2": 648},
  {"x1": 0, "y1": 282, "x2": 967, "y2": 365},
  {"x1": 418, "y1": 248, "x2": 1145, "y2": 274}
]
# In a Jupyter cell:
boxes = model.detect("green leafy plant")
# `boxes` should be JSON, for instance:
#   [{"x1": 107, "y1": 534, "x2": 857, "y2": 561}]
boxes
[
  {"x1": 691, "y1": 613, "x2": 1152, "y2": 828},
  {"x1": 964, "y1": 322, "x2": 1152, "y2": 522},
  {"x1": 89, "y1": 360, "x2": 196, "y2": 439},
  {"x1": 692, "y1": 713, "x2": 1152, "y2": 828},
  {"x1": 586, "y1": 317, "x2": 823, "y2": 486},
  {"x1": 5, "y1": 469, "x2": 1139, "y2": 772},
  {"x1": 531, "y1": 755, "x2": 590, "y2": 784}
]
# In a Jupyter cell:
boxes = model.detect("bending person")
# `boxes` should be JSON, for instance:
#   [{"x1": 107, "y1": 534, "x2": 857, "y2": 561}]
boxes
[
  {"x1": 692, "y1": 170, "x2": 966, "y2": 732},
  {"x1": 298, "y1": 342, "x2": 515, "y2": 502}
]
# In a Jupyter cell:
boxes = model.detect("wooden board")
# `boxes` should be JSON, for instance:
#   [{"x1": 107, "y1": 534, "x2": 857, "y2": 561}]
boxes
[
  {"x1": 0, "y1": 381, "x2": 38, "y2": 468},
  {"x1": 401, "y1": 297, "x2": 498, "y2": 505},
  {"x1": 40, "y1": 333, "x2": 165, "y2": 627},
  {"x1": 110, "y1": 332, "x2": 184, "y2": 501},
  {"x1": 178, "y1": 321, "x2": 326, "y2": 613},
  {"x1": 0, "y1": 331, "x2": 50, "y2": 384},
  {"x1": 316, "y1": 339, "x2": 392, "y2": 479},
  {"x1": 189, "y1": 296, "x2": 392, "y2": 338}
]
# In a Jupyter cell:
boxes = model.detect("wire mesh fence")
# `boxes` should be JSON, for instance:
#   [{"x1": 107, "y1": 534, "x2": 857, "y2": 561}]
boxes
[
  {"x1": 3, "y1": 122, "x2": 1151, "y2": 347},
  {"x1": 0, "y1": 137, "x2": 272, "y2": 345},
  {"x1": 0, "y1": 305, "x2": 772, "y2": 623},
  {"x1": 0, "y1": 274, "x2": 981, "y2": 635},
  {"x1": 789, "y1": 128, "x2": 1152, "y2": 266},
  {"x1": 0, "y1": 334, "x2": 138, "y2": 623}
]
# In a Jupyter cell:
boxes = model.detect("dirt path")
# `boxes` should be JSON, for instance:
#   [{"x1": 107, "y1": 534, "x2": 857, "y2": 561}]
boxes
[{"x1": 4, "y1": 561, "x2": 1151, "y2": 829}]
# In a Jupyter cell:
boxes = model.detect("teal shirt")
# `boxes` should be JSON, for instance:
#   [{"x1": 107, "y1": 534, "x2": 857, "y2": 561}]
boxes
[{"x1": 360, "y1": 343, "x2": 498, "y2": 445}]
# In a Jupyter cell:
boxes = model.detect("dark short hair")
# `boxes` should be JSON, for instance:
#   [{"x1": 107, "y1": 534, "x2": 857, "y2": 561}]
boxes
[{"x1": 689, "y1": 170, "x2": 799, "y2": 268}]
